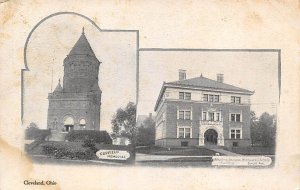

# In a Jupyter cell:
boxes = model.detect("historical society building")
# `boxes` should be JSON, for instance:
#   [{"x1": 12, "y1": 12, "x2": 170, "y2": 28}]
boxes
[
  {"x1": 47, "y1": 29, "x2": 102, "y2": 132},
  {"x1": 154, "y1": 70, "x2": 254, "y2": 148}
]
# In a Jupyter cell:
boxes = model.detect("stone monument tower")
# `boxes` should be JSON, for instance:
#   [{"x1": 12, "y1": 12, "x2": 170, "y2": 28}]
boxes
[{"x1": 47, "y1": 28, "x2": 102, "y2": 132}]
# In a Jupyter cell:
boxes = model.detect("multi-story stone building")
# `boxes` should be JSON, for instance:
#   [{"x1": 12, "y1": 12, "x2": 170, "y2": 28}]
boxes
[
  {"x1": 47, "y1": 29, "x2": 102, "y2": 132},
  {"x1": 154, "y1": 70, "x2": 254, "y2": 148}
]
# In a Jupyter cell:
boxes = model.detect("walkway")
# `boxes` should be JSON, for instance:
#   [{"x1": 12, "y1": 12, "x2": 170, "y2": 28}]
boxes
[
  {"x1": 136, "y1": 153, "x2": 212, "y2": 162},
  {"x1": 206, "y1": 147, "x2": 241, "y2": 156}
]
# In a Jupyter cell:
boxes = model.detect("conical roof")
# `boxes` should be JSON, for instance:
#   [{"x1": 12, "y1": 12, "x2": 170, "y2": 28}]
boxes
[
  {"x1": 53, "y1": 81, "x2": 63, "y2": 92},
  {"x1": 68, "y1": 29, "x2": 96, "y2": 57}
]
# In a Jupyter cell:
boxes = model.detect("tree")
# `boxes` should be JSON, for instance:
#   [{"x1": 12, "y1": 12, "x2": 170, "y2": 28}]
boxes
[
  {"x1": 111, "y1": 102, "x2": 136, "y2": 142},
  {"x1": 250, "y1": 110, "x2": 258, "y2": 127},
  {"x1": 136, "y1": 116, "x2": 155, "y2": 146},
  {"x1": 251, "y1": 112, "x2": 276, "y2": 147},
  {"x1": 25, "y1": 122, "x2": 40, "y2": 140}
]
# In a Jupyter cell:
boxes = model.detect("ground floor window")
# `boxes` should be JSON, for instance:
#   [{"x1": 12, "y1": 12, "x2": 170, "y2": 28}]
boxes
[
  {"x1": 79, "y1": 118, "x2": 86, "y2": 129},
  {"x1": 233, "y1": 142, "x2": 239, "y2": 147},
  {"x1": 177, "y1": 127, "x2": 192, "y2": 138},
  {"x1": 230, "y1": 129, "x2": 242, "y2": 139},
  {"x1": 181, "y1": 141, "x2": 189, "y2": 147}
]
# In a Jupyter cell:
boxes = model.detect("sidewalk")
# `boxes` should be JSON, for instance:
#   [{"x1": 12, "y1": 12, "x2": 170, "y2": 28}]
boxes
[
  {"x1": 206, "y1": 148, "x2": 241, "y2": 156},
  {"x1": 136, "y1": 153, "x2": 212, "y2": 162}
]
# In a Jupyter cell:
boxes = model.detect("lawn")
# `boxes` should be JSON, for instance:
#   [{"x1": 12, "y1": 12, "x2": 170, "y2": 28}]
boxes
[
  {"x1": 230, "y1": 146, "x2": 275, "y2": 155},
  {"x1": 136, "y1": 146, "x2": 219, "y2": 156}
]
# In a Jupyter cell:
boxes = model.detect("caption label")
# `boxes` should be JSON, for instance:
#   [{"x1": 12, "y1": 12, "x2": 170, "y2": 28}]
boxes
[
  {"x1": 212, "y1": 156, "x2": 272, "y2": 166},
  {"x1": 96, "y1": 150, "x2": 130, "y2": 160}
]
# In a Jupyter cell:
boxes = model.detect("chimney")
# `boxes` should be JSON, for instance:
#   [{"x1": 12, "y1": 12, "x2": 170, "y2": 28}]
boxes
[
  {"x1": 179, "y1": 69, "x2": 186, "y2": 80},
  {"x1": 217, "y1": 74, "x2": 224, "y2": 83}
]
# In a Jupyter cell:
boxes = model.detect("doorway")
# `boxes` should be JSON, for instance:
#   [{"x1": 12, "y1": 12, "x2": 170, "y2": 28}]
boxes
[
  {"x1": 204, "y1": 129, "x2": 218, "y2": 145},
  {"x1": 64, "y1": 116, "x2": 74, "y2": 132}
]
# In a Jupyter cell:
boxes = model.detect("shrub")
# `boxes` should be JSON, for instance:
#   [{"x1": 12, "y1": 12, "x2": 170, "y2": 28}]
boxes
[
  {"x1": 65, "y1": 130, "x2": 112, "y2": 144},
  {"x1": 41, "y1": 142, "x2": 97, "y2": 160},
  {"x1": 82, "y1": 139, "x2": 98, "y2": 153}
]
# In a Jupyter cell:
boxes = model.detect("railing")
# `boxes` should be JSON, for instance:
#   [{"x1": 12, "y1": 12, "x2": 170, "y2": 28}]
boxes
[{"x1": 200, "y1": 120, "x2": 223, "y2": 125}]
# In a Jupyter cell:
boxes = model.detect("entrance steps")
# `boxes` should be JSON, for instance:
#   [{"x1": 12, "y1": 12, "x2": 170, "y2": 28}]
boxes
[{"x1": 47, "y1": 130, "x2": 67, "y2": 141}]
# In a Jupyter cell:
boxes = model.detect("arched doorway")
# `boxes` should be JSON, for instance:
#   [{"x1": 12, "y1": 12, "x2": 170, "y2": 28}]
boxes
[
  {"x1": 64, "y1": 116, "x2": 74, "y2": 132},
  {"x1": 204, "y1": 129, "x2": 218, "y2": 145}
]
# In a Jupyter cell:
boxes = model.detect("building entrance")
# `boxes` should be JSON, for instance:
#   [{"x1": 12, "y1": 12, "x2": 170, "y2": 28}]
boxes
[{"x1": 204, "y1": 129, "x2": 218, "y2": 145}]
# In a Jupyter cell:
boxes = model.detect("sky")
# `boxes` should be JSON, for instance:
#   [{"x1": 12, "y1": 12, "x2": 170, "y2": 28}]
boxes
[
  {"x1": 23, "y1": 15, "x2": 137, "y2": 132},
  {"x1": 138, "y1": 51, "x2": 279, "y2": 118},
  {"x1": 22, "y1": 14, "x2": 279, "y2": 133}
]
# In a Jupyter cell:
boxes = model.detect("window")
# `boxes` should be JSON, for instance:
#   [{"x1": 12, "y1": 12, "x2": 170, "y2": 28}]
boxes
[
  {"x1": 231, "y1": 96, "x2": 241, "y2": 104},
  {"x1": 179, "y1": 92, "x2": 184, "y2": 99},
  {"x1": 230, "y1": 113, "x2": 241, "y2": 122},
  {"x1": 214, "y1": 95, "x2": 219, "y2": 102},
  {"x1": 178, "y1": 128, "x2": 184, "y2": 138},
  {"x1": 185, "y1": 93, "x2": 191, "y2": 100},
  {"x1": 178, "y1": 110, "x2": 192, "y2": 120},
  {"x1": 179, "y1": 92, "x2": 191, "y2": 100},
  {"x1": 233, "y1": 142, "x2": 239, "y2": 147},
  {"x1": 181, "y1": 141, "x2": 189, "y2": 147},
  {"x1": 185, "y1": 111, "x2": 191, "y2": 120},
  {"x1": 208, "y1": 112, "x2": 214, "y2": 121},
  {"x1": 177, "y1": 127, "x2": 192, "y2": 138},
  {"x1": 202, "y1": 112, "x2": 221, "y2": 121},
  {"x1": 231, "y1": 96, "x2": 235, "y2": 103},
  {"x1": 202, "y1": 112, "x2": 207, "y2": 120},
  {"x1": 179, "y1": 111, "x2": 185, "y2": 120},
  {"x1": 79, "y1": 118, "x2": 86, "y2": 129},
  {"x1": 203, "y1": 94, "x2": 220, "y2": 102},
  {"x1": 230, "y1": 129, "x2": 241, "y2": 139},
  {"x1": 216, "y1": 113, "x2": 220, "y2": 121}
]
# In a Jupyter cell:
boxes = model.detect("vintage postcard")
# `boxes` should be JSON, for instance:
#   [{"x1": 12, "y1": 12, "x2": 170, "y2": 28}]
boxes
[{"x1": 0, "y1": 0, "x2": 299, "y2": 190}]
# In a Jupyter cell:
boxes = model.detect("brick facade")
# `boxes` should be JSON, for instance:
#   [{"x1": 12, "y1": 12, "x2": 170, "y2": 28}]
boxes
[
  {"x1": 47, "y1": 30, "x2": 101, "y2": 132},
  {"x1": 154, "y1": 74, "x2": 254, "y2": 148}
]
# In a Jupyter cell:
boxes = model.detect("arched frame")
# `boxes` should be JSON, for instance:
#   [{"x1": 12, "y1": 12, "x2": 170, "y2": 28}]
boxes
[
  {"x1": 21, "y1": 11, "x2": 139, "y2": 122},
  {"x1": 199, "y1": 125, "x2": 224, "y2": 146}
]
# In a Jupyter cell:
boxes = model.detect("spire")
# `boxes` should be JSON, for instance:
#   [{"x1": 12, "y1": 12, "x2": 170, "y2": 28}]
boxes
[
  {"x1": 53, "y1": 79, "x2": 63, "y2": 93},
  {"x1": 68, "y1": 29, "x2": 96, "y2": 57}
]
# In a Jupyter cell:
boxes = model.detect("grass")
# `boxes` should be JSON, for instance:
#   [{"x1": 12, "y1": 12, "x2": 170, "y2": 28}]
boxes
[
  {"x1": 136, "y1": 146, "x2": 219, "y2": 156},
  {"x1": 230, "y1": 146, "x2": 275, "y2": 155}
]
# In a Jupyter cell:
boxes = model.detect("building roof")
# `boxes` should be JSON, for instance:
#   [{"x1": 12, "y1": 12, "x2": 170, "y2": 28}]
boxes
[
  {"x1": 68, "y1": 29, "x2": 97, "y2": 57},
  {"x1": 166, "y1": 76, "x2": 253, "y2": 93},
  {"x1": 154, "y1": 75, "x2": 254, "y2": 111}
]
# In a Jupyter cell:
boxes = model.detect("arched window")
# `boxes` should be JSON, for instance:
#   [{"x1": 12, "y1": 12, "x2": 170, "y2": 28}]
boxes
[{"x1": 79, "y1": 118, "x2": 86, "y2": 130}]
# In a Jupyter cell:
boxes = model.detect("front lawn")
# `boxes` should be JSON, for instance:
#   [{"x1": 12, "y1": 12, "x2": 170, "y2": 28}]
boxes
[
  {"x1": 136, "y1": 146, "x2": 219, "y2": 156},
  {"x1": 230, "y1": 146, "x2": 275, "y2": 155}
]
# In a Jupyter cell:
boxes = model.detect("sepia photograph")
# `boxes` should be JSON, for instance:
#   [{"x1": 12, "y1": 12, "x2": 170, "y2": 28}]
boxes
[
  {"x1": 0, "y1": 1, "x2": 299, "y2": 190},
  {"x1": 22, "y1": 14, "x2": 137, "y2": 165},
  {"x1": 136, "y1": 50, "x2": 279, "y2": 167}
]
